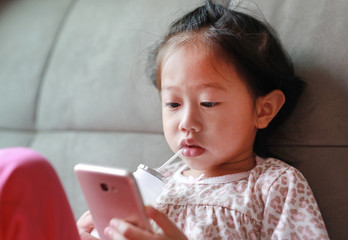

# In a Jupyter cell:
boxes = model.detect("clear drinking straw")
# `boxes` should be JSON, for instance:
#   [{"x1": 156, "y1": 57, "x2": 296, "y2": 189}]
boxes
[{"x1": 157, "y1": 148, "x2": 184, "y2": 171}]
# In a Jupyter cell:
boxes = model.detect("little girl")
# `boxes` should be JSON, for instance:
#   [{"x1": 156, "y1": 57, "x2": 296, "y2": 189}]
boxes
[{"x1": 79, "y1": 1, "x2": 329, "y2": 239}]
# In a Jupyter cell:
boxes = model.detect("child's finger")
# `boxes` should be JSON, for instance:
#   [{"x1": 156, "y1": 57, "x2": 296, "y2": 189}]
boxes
[
  {"x1": 104, "y1": 225, "x2": 128, "y2": 240},
  {"x1": 79, "y1": 231, "x2": 100, "y2": 240},
  {"x1": 105, "y1": 218, "x2": 154, "y2": 240},
  {"x1": 77, "y1": 211, "x2": 99, "y2": 240},
  {"x1": 145, "y1": 206, "x2": 187, "y2": 239}
]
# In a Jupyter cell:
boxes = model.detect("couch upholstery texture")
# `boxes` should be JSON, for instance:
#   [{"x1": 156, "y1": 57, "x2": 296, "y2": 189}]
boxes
[{"x1": 0, "y1": 0, "x2": 347, "y2": 239}]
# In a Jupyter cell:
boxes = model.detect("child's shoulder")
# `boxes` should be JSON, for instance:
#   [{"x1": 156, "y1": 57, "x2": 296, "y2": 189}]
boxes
[
  {"x1": 255, "y1": 156, "x2": 303, "y2": 176},
  {"x1": 253, "y1": 156, "x2": 308, "y2": 192}
]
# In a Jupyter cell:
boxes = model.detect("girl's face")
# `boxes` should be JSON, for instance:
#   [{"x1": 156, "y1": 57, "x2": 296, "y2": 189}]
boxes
[{"x1": 160, "y1": 44, "x2": 259, "y2": 177}]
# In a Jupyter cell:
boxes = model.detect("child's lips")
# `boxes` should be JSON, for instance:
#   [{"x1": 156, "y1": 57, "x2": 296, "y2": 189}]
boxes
[
  {"x1": 182, "y1": 145, "x2": 205, "y2": 157},
  {"x1": 180, "y1": 140, "x2": 205, "y2": 157}
]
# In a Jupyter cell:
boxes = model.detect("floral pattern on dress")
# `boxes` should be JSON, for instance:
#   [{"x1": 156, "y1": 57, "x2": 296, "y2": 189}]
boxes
[{"x1": 156, "y1": 157, "x2": 329, "y2": 240}]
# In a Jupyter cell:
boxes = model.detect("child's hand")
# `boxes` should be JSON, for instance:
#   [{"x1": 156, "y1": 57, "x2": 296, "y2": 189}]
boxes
[
  {"x1": 104, "y1": 206, "x2": 188, "y2": 240},
  {"x1": 77, "y1": 210, "x2": 99, "y2": 240}
]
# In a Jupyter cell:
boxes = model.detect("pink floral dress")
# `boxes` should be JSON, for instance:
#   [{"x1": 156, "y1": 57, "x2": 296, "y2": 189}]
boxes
[{"x1": 156, "y1": 156, "x2": 329, "y2": 240}]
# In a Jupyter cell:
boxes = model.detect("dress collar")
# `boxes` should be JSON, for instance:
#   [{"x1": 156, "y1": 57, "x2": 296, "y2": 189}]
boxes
[{"x1": 172, "y1": 156, "x2": 265, "y2": 184}]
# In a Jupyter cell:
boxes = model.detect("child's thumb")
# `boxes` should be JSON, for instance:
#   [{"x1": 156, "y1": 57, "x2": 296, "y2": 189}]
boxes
[{"x1": 145, "y1": 206, "x2": 187, "y2": 239}]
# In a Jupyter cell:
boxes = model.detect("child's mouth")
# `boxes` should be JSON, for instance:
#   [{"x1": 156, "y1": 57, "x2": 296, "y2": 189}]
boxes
[
  {"x1": 187, "y1": 145, "x2": 200, "y2": 148},
  {"x1": 182, "y1": 145, "x2": 204, "y2": 157}
]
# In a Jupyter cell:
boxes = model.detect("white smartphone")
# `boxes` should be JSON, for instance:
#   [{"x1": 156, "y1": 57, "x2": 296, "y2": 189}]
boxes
[{"x1": 74, "y1": 163, "x2": 152, "y2": 240}]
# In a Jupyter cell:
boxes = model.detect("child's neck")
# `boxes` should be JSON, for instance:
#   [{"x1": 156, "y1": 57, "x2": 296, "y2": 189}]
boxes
[{"x1": 183, "y1": 155, "x2": 256, "y2": 179}]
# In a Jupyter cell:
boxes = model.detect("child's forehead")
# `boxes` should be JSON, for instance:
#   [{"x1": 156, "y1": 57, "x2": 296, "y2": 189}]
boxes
[
  {"x1": 157, "y1": 33, "x2": 249, "y2": 92},
  {"x1": 161, "y1": 79, "x2": 228, "y2": 92},
  {"x1": 160, "y1": 45, "x2": 250, "y2": 92},
  {"x1": 161, "y1": 42, "x2": 238, "y2": 78},
  {"x1": 161, "y1": 41, "x2": 230, "y2": 70}
]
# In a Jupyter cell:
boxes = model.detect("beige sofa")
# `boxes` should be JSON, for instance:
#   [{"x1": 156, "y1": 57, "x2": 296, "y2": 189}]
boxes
[{"x1": 0, "y1": 0, "x2": 347, "y2": 239}]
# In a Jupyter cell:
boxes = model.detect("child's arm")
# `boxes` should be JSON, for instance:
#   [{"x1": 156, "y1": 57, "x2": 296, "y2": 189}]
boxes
[
  {"x1": 104, "y1": 206, "x2": 188, "y2": 240},
  {"x1": 261, "y1": 168, "x2": 329, "y2": 239}
]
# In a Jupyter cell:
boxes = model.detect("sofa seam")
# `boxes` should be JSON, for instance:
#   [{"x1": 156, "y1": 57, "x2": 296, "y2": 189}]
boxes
[{"x1": 31, "y1": 0, "x2": 80, "y2": 146}]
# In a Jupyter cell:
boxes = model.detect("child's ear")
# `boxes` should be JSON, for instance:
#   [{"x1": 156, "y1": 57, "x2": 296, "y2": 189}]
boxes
[{"x1": 255, "y1": 90, "x2": 285, "y2": 129}]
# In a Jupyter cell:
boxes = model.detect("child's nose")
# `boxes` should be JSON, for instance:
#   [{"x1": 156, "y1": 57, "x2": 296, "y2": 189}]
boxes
[{"x1": 178, "y1": 106, "x2": 202, "y2": 133}]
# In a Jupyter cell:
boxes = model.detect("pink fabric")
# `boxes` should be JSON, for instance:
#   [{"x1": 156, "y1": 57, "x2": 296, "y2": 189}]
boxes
[{"x1": 0, "y1": 147, "x2": 80, "y2": 240}]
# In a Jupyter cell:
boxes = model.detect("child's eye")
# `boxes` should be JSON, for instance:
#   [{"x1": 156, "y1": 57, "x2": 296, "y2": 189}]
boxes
[
  {"x1": 165, "y1": 103, "x2": 181, "y2": 109},
  {"x1": 201, "y1": 102, "x2": 219, "y2": 108}
]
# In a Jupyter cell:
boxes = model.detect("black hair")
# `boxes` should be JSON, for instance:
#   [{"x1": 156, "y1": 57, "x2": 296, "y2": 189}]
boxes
[{"x1": 147, "y1": 0, "x2": 306, "y2": 158}]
